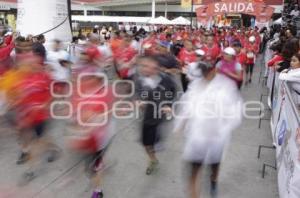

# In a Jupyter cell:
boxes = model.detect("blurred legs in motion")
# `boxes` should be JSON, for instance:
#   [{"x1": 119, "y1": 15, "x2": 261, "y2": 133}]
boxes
[
  {"x1": 188, "y1": 162, "x2": 220, "y2": 198},
  {"x1": 142, "y1": 124, "x2": 160, "y2": 175}
]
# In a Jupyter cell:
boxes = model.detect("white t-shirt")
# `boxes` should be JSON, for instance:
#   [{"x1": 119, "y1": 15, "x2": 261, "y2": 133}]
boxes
[
  {"x1": 290, "y1": 9, "x2": 300, "y2": 17},
  {"x1": 46, "y1": 50, "x2": 70, "y2": 81}
]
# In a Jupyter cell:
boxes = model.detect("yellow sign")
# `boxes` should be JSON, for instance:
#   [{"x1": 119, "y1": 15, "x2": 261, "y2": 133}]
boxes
[{"x1": 181, "y1": 0, "x2": 192, "y2": 8}]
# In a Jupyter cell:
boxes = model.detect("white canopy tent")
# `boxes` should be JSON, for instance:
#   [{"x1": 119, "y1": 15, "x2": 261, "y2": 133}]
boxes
[
  {"x1": 171, "y1": 16, "x2": 191, "y2": 25},
  {"x1": 72, "y1": 15, "x2": 151, "y2": 23},
  {"x1": 147, "y1": 16, "x2": 173, "y2": 25}
]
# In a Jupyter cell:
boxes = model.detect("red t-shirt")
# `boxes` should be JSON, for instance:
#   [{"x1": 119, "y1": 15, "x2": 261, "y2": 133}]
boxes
[
  {"x1": 244, "y1": 43, "x2": 259, "y2": 64},
  {"x1": 71, "y1": 86, "x2": 114, "y2": 152},
  {"x1": 201, "y1": 44, "x2": 221, "y2": 62},
  {"x1": 16, "y1": 71, "x2": 52, "y2": 126},
  {"x1": 268, "y1": 54, "x2": 284, "y2": 67},
  {"x1": 236, "y1": 52, "x2": 247, "y2": 66},
  {"x1": 114, "y1": 46, "x2": 137, "y2": 63},
  {"x1": 86, "y1": 45, "x2": 102, "y2": 61},
  {"x1": 178, "y1": 48, "x2": 197, "y2": 66}
]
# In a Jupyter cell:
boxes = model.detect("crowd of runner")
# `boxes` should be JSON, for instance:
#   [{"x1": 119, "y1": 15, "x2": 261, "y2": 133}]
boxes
[{"x1": 0, "y1": 20, "x2": 299, "y2": 198}]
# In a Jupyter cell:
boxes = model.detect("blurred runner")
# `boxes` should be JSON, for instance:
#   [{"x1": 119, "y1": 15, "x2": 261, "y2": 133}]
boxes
[
  {"x1": 175, "y1": 61, "x2": 242, "y2": 198},
  {"x1": 133, "y1": 56, "x2": 176, "y2": 175},
  {"x1": 68, "y1": 67, "x2": 115, "y2": 198}
]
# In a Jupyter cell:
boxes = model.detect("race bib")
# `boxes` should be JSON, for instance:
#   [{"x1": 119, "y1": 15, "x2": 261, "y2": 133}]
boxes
[{"x1": 247, "y1": 52, "x2": 254, "y2": 58}]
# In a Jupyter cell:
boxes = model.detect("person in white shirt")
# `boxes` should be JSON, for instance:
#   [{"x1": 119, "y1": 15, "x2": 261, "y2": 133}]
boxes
[
  {"x1": 290, "y1": 5, "x2": 300, "y2": 17},
  {"x1": 174, "y1": 61, "x2": 242, "y2": 198},
  {"x1": 279, "y1": 53, "x2": 300, "y2": 94},
  {"x1": 46, "y1": 39, "x2": 71, "y2": 82}
]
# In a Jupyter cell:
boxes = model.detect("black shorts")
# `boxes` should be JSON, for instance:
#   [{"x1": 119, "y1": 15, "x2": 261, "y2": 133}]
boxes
[
  {"x1": 142, "y1": 124, "x2": 159, "y2": 146},
  {"x1": 246, "y1": 63, "x2": 254, "y2": 74}
]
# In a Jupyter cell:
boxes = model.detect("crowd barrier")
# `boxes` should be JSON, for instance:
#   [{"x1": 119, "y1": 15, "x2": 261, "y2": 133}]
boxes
[{"x1": 267, "y1": 67, "x2": 300, "y2": 198}]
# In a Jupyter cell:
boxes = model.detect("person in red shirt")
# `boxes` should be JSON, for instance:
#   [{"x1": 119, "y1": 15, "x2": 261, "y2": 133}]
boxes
[
  {"x1": 114, "y1": 35, "x2": 137, "y2": 79},
  {"x1": 178, "y1": 40, "x2": 197, "y2": 92},
  {"x1": 267, "y1": 43, "x2": 284, "y2": 68},
  {"x1": 244, "y1": 36, "x2": 259, "y2": 84},
  {"x1": 232, "y1": 41, "x2": 247, "y2": 88},
  {"x1": 69, "y1": 70, "x2": 115, "y2": 198},
  {"x1": 0, "y1": 34, "x2": 15, "y2": 75},
  {"x1": 85, "y1": 33, "x2": 102, "y2": 67},
  {"x1": 201, "y1": 34, "x2": 221, "y2": 64},
  {"x1": 12, "y1": 54, "x2": 60, "y2": 184}
]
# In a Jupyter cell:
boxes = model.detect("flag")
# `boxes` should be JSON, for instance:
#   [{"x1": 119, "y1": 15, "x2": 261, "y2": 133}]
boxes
[{"x1": 181, "y1": 0, "x2": 192, "y2": 8}]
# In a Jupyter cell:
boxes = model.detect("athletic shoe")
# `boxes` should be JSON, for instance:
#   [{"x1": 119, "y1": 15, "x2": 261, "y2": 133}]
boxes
[
  {"x1": 16, "y1": 152, "x2": 30, "y2": 165},
  {"x1": 19, "y1": 171, "x2": 36, "y2": 186},
  {"x1": 47, "y1": 150, "x2": 60, "y2": 163},
  {"x1": 146, "y1": 160, "x2": 159, "y2": 175},
  {"x1": 91, "y1": 190, "x2": 103, "y2": 198}
]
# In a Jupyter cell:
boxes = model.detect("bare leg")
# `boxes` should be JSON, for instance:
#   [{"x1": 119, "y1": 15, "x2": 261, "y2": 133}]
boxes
[
  {"x1": 145, "y1": 146, "x2": 158, "y2": 162},
  {"x1": 145, "y1": 146, "x2": 159, "y2": 175},
  {"x1": 210, "y1": 163, "x2": 220, "y2": 198},
  {"x1": 188, "y1": 163, "x2": 202, "y2": 198}
]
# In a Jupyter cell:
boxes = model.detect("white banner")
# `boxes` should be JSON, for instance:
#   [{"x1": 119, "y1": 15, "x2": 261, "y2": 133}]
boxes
[
  {"x1": 277, "y1": 90, "x2": 300, "y2": 198},
  {"x1": 16, "y1": 0, "x2": 72, "y2": 44},
  {"x1": 271, "y1": 81, "x2": 285, "y2": 139}
]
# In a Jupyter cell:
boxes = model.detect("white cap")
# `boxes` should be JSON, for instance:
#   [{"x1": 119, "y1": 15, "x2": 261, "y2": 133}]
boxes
[
  {"x1": 223, "y1": 47, "x2": 236, "y2": 56},
  {"x1": 195, "y1": 49, "x2": 205, "y2": 56},
  {"x1": 249, "y1": 36, "x2": 256, "y2": 42},
  {"x1": 4, "y1": 31, "x2": 12, "y2": 36},
  {"x1": 176, "y1": 36, "x2": 182, "y2": 40}
]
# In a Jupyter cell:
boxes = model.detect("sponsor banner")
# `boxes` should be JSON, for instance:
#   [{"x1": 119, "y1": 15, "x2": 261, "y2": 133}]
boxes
[
  {"x1": 201, "y1": 0, "x2": 283, "y2": 6},
  {"x1": 181, "y1": 0, "x2": 192, "y2": 8},
  {"x1": 16, "y1": 0, "x2": 72, "y2": 45},
  {"x1": 277, "y1": 89, "x2": 300, "y2": 198},
  {"x1": 267, "y1": 68, "x2": 275, "y2": 90},
  {"x1": 196, "y1": 0, "x2": 274, "y2": 23},
  {"x1": 271, "y1": 81, "x2": 285, "y2": 140}
]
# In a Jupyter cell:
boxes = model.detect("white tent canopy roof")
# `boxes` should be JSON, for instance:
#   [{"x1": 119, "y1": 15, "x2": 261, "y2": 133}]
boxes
[
  {"x1": 147, "y1": 16, "x2": 173, "y2": 25},
  {"x1": 72, "y1": 15, "x2": 151, "y2": 23},
  {"x1": 171, "y1": 16, "x2": 191, "y2": 25}
]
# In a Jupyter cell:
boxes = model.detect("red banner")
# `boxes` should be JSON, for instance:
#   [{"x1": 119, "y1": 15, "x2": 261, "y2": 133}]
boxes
[
  {"x1": 199, "y1": 0, "x2": 283, "y2": 6},
  {"x1": 196, "y1": 0, "x2": 275, "y2": 24}
]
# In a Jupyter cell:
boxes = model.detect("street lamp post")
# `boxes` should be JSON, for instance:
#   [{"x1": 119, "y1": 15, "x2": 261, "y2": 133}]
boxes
[{"x1": 152, "y1": 0, "x2": 156, "y2": 18}]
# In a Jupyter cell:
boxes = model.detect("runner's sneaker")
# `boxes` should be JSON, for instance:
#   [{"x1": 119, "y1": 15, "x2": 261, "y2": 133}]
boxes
[
  {"x1": 91, "y1": 190, "x2": 103, "y2": 198},
  {"x1": 16, "y1": 152, "x2": 30, "y2": 165},
  {"x1": 146, "y1": 160, "x2": 159, "y2": 175},
  {"x1": 18, "y1": 171, "x2": 36, "y2": 186},
  {"x1": 47, "y1": 149, "x2": 60, "y2": 163}
]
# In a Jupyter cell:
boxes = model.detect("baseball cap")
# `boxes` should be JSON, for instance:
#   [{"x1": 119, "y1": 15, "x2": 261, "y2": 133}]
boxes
[
  {"x1": 249, "y1": 36, "x2": 256, "y2": 42},
  {"x1": 223, "y1": 47, "x2": 236, "y2": 56},
  {"x1": 195, "y1": 49, "x2": 205, "y2": 56}
]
